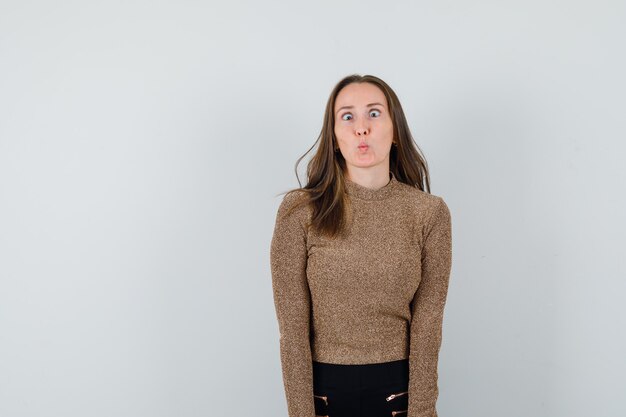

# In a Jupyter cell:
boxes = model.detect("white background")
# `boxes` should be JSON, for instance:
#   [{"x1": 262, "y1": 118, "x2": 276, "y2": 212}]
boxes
[{"x1": 1, "y1": 1, "x2": 624, "y2": 416}]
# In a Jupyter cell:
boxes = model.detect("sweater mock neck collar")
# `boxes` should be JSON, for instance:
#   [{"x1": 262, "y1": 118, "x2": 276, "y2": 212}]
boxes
[{"x1": 344, "y1": 171, "x2": 399, "y2": 201}]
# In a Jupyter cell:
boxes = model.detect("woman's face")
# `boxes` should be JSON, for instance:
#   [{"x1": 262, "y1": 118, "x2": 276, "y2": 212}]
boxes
[{"x1": 334, "y1": 82, "x2": 394, "y2": 173}]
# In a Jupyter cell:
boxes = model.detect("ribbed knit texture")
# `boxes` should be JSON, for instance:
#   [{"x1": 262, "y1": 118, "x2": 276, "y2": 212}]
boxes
[{"x1": 270, "y1": 171, "x2": 452, "y2": 417}]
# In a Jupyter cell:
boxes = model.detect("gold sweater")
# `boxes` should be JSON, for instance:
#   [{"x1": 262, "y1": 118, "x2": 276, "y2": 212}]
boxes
[{"x1": 270, "y1": 172, "x2": 453, "y2": 417}]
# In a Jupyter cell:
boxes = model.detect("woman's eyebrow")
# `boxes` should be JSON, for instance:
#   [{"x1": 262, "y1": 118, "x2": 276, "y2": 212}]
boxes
[{"x1": 335, "y1": 102, "x2": 385, "y2": 115}]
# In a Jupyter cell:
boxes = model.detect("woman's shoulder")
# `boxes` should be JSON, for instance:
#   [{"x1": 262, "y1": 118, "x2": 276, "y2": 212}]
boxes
[
  {"x1": 393, "y1": 182, "x2": 451, "y2": 229},
  {"x1": 276, "y1": 189, "x2": 313, "y2": 219},
  {"x1": 395, "y1": 181, "x2": 448, "y2": 208}
]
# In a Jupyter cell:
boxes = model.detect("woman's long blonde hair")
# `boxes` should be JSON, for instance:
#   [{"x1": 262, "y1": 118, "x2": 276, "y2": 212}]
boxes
[{"x1": 278, "y1": 74, "x2": 431, "y2": 238}]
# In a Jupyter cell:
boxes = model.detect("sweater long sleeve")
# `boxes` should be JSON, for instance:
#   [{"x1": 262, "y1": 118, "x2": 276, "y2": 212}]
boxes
[
  {"x1": 270, "y1": 173, "x2": 452, "y2": 417},
  {"x1": 270, "y1": 191, "x2": 316, "y2": 417},
  {"x1": 407, "y1": 197, "x2": 452, "y2": 417}
]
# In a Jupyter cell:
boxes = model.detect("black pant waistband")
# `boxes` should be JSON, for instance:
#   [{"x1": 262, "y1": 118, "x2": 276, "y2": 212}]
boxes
[{"x1": 312, "y1": 358, "x2": 408, "y2": 391}]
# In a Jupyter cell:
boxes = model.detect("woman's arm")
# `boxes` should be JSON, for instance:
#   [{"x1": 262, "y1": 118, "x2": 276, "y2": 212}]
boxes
[
  {"x1": 270, "y1": 191, "x2": 316, "y2": 417},
  {"x1": 408, "y1": 197, "x2": 453, "y2": 417}
]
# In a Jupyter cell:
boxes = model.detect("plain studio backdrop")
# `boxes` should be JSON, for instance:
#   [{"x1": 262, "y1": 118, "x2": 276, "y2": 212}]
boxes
[{"x1": 1, "y1": 1, "x2": 624, "y2": 416}]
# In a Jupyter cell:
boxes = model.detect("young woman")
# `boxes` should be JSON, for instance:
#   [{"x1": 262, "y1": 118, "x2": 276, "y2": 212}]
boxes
[{"x1": 270, "y1": 74, "x2": 453, "y2": 417}]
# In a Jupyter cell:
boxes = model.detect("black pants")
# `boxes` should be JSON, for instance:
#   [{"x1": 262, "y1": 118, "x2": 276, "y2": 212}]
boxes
[{"x1": 312, "y1": 358, "x2": 409, "y2": 417}]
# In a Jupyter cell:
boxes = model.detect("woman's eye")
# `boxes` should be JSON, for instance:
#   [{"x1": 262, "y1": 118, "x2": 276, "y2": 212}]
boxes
[{"x1": 341, "y1": 110, "x2": 380, "y2": 121}]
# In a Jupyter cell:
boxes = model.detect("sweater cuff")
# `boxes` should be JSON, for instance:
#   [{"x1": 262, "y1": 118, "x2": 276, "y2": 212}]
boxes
[{"x1": 408, "y1": 398, "x2": 438, "y2": 417}]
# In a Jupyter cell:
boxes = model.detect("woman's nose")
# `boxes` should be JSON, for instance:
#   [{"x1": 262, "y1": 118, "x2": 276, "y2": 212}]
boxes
[{"x1": 355, "y1": 125, "x2": 369, "y2": 136}]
